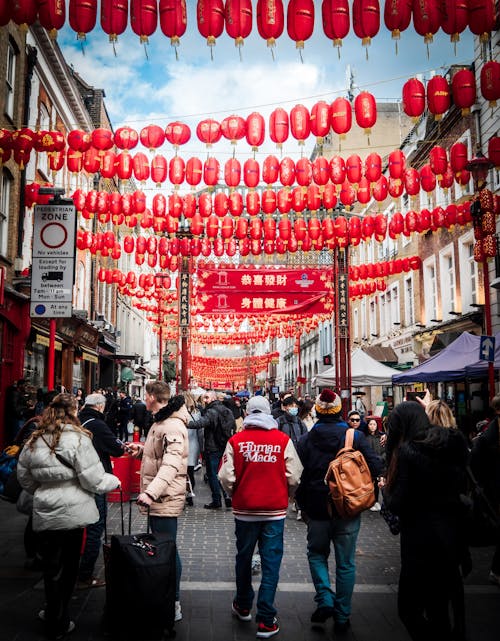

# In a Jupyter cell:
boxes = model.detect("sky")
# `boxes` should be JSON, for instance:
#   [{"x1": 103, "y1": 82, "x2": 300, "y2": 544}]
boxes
[{"x1": 56, "y1": 4, "x2": 475, "y2": 164}]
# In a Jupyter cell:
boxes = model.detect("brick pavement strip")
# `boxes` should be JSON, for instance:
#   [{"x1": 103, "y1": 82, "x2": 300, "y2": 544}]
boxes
[{"x1": 0, "y1": 470, "x2": 499, "y2": 640}]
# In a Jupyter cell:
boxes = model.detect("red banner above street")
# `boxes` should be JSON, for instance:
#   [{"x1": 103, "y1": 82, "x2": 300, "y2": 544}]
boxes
[{"x1": 196, "y1": 267, "x2": 333, "y2": 294}]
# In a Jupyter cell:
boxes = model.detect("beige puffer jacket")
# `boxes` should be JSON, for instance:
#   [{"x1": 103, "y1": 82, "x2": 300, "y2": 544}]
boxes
[{"x1": 140, "y1": 405, "x2": 190, "y2": 517}]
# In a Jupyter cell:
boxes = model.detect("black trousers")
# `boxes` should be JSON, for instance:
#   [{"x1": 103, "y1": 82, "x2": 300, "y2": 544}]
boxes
[{"x1": 37, "y1": 528, "x2": 84, "y2": 639}]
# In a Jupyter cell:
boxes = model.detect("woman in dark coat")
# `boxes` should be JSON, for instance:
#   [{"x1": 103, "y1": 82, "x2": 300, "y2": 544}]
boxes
[{"x1": 383, "y1": 402, "x2": 469, "y2": 641}]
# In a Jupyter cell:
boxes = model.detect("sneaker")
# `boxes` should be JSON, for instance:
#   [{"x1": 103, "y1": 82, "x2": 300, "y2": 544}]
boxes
[
  {"x1": 187, "y1": 491, "x2": 196, "y2": 498},
  {"x1": 225, "y1": 497, "x2": 232, "y2": 508},
  {"x1": 334, "y1": 619, "x2": 351, "y2": 635},
  {"x1": 76, "y1": 576, "x2": 105, "y2": 589},
  {"x1": 175, "y1": 601, "x2": 182, "y2": 622},
  {"x1": 251, "y1": 553, "x2": 261, "y2": 575},
  {"x1": 256, "y1": 618, "x2": 279, "y2": 638},
  {"x1": 296, "y1": 510, "x2": 302, "y2": 521},
  {"x1": 38, "y1": 610, "x2": 45, "y2": 621},
  {"x1": 204, "y1": 502, "x2": 221, "y2": 510},
  {"x1": 194, "y1": 463, "x2": 202, "y2": 472},
  {"x1": 489, "y1": 571, "x2": 500, "y2": 587},
  {"x1": 310, "y1": 606, "x2": 334, "y2": 624},
  {"x1": 232, "y1": 601, "x2": 252, "y2": 621},
  {"x1": 370, "y1": 502, "x2": 381, "y2": 512}
]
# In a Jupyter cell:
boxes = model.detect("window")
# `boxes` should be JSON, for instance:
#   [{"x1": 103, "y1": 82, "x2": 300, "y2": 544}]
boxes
[
  {"x1": 353, "y1": 308, "x2": 359, "y2": 340},
  {"x1": 0, "y1": 170, "x2": 12, "y2": 256},
  {"x1": 439, "y1": 247, "x2": 456, "y2": 317},
  {"x1": 369, "y1": 299, "x2": 377, "y2": 336},
  {"x1": 5, "y1": 41, "x2": 17, "y2": 119},
  {"x1": 424, "y1": 258, "x2": 438, "y2": 321},
  {"x1": 390, "y1": 283, "x2": 400, "y2": 325},
  {"x1": 404, "y1": 276, "x2": 415, "y2": 326},
  {"x1": 459, "y1": 236, "x2": 479, "y2": 309}
]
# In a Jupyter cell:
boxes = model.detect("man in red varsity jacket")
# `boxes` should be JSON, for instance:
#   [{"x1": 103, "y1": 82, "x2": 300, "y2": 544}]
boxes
[{"x1": 219, "y1": 395, "x2": 303, "y2": 639}]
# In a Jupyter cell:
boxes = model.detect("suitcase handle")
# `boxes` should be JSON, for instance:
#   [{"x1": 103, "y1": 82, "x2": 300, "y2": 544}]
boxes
[{"x1": 105, "y1": 491, "x2": 151, "y2": 543}]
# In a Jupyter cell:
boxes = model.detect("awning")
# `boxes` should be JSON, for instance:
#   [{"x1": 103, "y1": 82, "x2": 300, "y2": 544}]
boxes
[{"x1": 362, "y1": 345, "x2": 398, "y2": 364}]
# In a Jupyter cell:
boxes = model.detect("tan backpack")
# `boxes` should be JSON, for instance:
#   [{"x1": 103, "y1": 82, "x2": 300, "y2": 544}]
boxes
[{"x1": 324, "y1": 428, "x2": 375, "y2": 518}]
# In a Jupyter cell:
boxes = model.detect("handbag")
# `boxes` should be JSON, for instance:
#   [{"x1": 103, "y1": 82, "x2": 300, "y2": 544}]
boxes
[
  {"x1": 462, "y1": 465, "x2": 500, "y2": 548},
  {"x1": 0, "y1": 446, "x2": 22, "y2": 503}
]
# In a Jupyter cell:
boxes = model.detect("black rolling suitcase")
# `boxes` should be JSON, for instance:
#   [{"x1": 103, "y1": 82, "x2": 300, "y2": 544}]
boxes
[{"x1": 103, "y1": 498, "x2": 176, "y2": 640}]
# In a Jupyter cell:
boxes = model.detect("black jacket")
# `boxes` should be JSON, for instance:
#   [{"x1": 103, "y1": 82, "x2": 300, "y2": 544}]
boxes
[
  {"x1": 471, "y1": 417, "x2": 500, "y2": 504},
  {"x1": 131, "y1": 400, "x2": 150, "y2": 429},
  {"x1": 188, "y1": 400, "x2": 236, "y2": 453},
  {"x1": 296, "y1": 415, "x2": 383, "y2": 520},
  {"x1": 78, "y1": 407, "x2": 124, "y2": 473},
  {"x1": 277, "y1": 413, "x2": 307, "y2": 446}
]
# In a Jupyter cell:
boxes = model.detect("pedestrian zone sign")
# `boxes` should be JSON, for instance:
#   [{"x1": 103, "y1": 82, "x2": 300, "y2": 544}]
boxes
[{"x1": 479, "y1": 335, "x2": 495, "y2": 362}]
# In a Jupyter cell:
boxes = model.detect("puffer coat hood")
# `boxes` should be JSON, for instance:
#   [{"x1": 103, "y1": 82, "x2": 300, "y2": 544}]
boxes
[{"x1": 17, "y1": 425, "x2": 119, "y2": 532}]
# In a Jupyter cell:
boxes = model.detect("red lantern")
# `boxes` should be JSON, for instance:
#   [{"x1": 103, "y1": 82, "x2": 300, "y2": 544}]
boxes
[
  {"x1": 140, "y1": 124, "x2": 165, "y2": 151},
  {"x1": 278, "y1": 216, "x2": 291, "y2": 240},
  {"x1": 221, "y1": 115, "x2": 246, "y2": 144},
  {"x1": 291, "y1": 186, "x2": 307, "y2": 213},
  {"x1": 69, "y1": 0, "x2": 96, "y2": 39},
  {"x1": 169, "y1": 155, "x2": 185, "y2": 187},
  {"x1": 131, "y1": 0, "x2": 158, "y2": 43},
  {"x1": 322, "y1": 183, "x2": 338, "y2": 210},
  {"x1": 256, "y1": 0, "x2": 284, "y2": 50},
  {"x1": 190, "y1": 212, "x2": 205, "y2": 235},
  {"x1": 383, "y1": 0, "x2": 411, "y2": 46},
  {"x1": 244, "y1": 158, "x2": 260, "y2": 189},
  {"x1": 287, "y1": 0, "x2": 315, "y2": 51},
  {"x1": 467, "y1": 0, "x2": 496, "y2": 43},
  {"x1": 268, "y1": 109, "x2": 289, "y2": 150},
  {"x1": 354, "y1": 91, "x2": 376, "y2": 136},
  {"x1": 228, "y1": 191, "x2": 243, "y2": 216},
  {"x1": 388, "y1": 149, "x2": 406, "y2": 182},
  {"x1": 310, "y1": 101, "x2": 331, "y2": 143},
  {"x1": 183, "y1": 193, "x2": 196, "y2": 218},
  {"x1": 225, "y1": 0, "x2": 253, "y2": 50},
  {"x1": 356, "y1": 177, "x2": 371, "y2": 204},
  {"x1": 372, "y1": 175, "x2": 388, "y2": 202},
  {"x1": 429, "y1": 146, "x2": 448, "y2": 179},
  {"x1": 364, "y1": 152, "x2": 382, "y2": 184},
  {"x1": 450, "y1": 141, "x2": 468, "y2": 174},
  {"x1": 263, "y1": 216, "x2": 276, "y2": 240},
  {"x1": 186, "y1": 156, "x2": 203, "y2": 186},
  {"x1": 451, "y1": 68, "x2": 476, "y2": 116},
  {"x1": 114, "y1": 126, "x2": 139, "y2": 150},
  {"x1": 295, "y1": 158, "x2": 312, "y2": 187},
  {"x1": 440, "y1": 0, "x2": 468, "y2": 44},
  {"x1": 290, "y1": 104, "x2": 311, "y2": 145},
  {"x1": 100, "y1": 150, "x2": 116, "y2": 179},
  {"x1": 91, "y1": 128, "x2": 113, "y2": 153},
  {"x1": 412, "y1": 0, "x2": 441, "y2": 45},
  {"x1": 307, "y1": 184, "x2": 321, "y2": 211},
  {"x1": 67, "y1": 150, "x2": 83, "y2": 174},
  {"x1": 159, "y1": 0, "x2": 187, "y2": 51},
  {"x1": 235, "y1": 217, "x2": 248, "y2": 239},
  {"x1": 197, "y1": 0, "x2": 225, "y2": 49},
  {"x1": 277, "y1": 188, "x2": 292, "y2": 214},
  {"x1": 38, "y1": 0, "x2": 66, "y2": 37},
  {"x1": 279, "y1": 157, "x2": 295, "y2": 187},
  {"x1": 352, "y1": 0, "x2": 380, "y2": 53},
  {"x1": 439, "y1": 166, "x2": 454, "y2": 191},
  {"x1": 488, "y1": 136, "x2": 500, "y2": 169},
  {"x1": 263, "y1": 155, "x2": 280, "y2": 185},
  {"x1": 262, "y1": 188, "x2": 277, "y2": 215},
  {"x1": 246, "y1": 191, "x2": 260, "y2": 216},
  {"x1": 214, "y1": 192, "x2": 228, "y2": 217},
  {"x1": 322, "y1": 0, "x2": 350, "y2": 52},
  {"x1": 206, "y1": 214, "x2": 219, "y2": 238},
  {"x1": 402, "y1": 77, "x2": 425, "y2": 121},
  {"x1": 203, "y1": 156, "x2": 220, "y2": 187},
  {"x1": 420, "y1": 164, "x2": 436, "y2": 193},
  {"x1": 480, "y1": 60, "x2": 500, "y2": 108},
  {"x1": 339, "y1": 181, "x2": 356, "y2": 208},
  {"x1": 330, "y1": 97, "x2": 352, "y2": 140},
  {"x1": 312, "y1": 156, "x2": 330, "y2": 186},
  {"x1": 151, "y1": 155, "x2": 167, "y2": 185},
  {"x1": 116, "y1": 152, "x2": 133, "y2": 181},
  {"x1": 153, "y1": 193, "x2": 167, "y2": 217},
  {"x1": 427, "y1": 75, "x2": 450, "y2": 121},
  {"x1": 165, "y1": 121, "x2": 191, "y2": 149},
  {"x1": 224, "y1": 157, "x2": 241, "y2": 188},
  {"x1": 67, "y1": 129, "x2": 91, "y2": 153},
  {"x1": 346, "y1": 154, "x2": 362, "y2": 185},
  {"x1": 330, "y1": 155, "x2": 346, "y2": 185},
  {"x1": 249, "y1": 217, "x2": 263, "y2": 240},
  {"x1": 101, "y1": 0, "x2": 128, "y2": 43},
  {"x1": 196, "y1": 118, "x2": 222, "y2": 147},
  {"x1": 404, "y1": 167, "x2": 420, "y2": 196},
  {"x1": 133, "y1": 152, "x2": 150, "y2": 182},
  {"x1": 246, "y1": 112, "x2": 265, "y2": 150}
]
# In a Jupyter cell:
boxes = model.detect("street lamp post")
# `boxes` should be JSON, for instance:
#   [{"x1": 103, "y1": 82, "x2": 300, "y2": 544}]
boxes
[{"x1": 466, "y1": 152, "x2": 495, "y2": 400}]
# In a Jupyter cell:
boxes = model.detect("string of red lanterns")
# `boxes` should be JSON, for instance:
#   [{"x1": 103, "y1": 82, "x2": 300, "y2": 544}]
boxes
[{"x1": 5, "y1": 0, "x2": 497, "y2": 49}]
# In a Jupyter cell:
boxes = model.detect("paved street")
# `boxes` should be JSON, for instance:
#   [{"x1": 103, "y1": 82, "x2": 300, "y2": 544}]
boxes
[{"x1": 0, "y1": 468, "x2": 498, "y2": 641}]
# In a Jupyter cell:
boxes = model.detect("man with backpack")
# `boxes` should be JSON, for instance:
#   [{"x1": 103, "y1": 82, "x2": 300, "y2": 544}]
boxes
[
  {"x1": 295, "y1": 388, "x2": 383, "y2": 633},
  {"x1": 188, "y1": 390, "x2": 236, "y2": 509}
]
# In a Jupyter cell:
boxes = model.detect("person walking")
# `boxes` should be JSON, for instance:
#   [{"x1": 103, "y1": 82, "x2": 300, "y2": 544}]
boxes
[
  {"x1": 218, "y1": 395, "x2": 303, "y2": 638},
  {"x1": 277, "y1": 396, "x2": 307, "y2": 447},
  {"x1": 76, "y1": 393, "x2": 125, "y2": 588},
  {"x1": 295, "y1": 388, "x2": 383, "y2": 633},
  {"x1": 382, "y1": 401, "x2": 469, "y2": 641},
  {"x1": 188, "y1": 389, "x2": 236, "y2": 509},
  {"x1": 17, "y1": 393, "x2": 120, "y2": 640},
  {"x1": 130, "y1": 382, "x2": 190, "y2": 623},
  {"x1": 130, "y1": 396, "x2": 150, "y2": 439},
  {"x1": 116, "y1": 390, "x2": 133, "y2": 442}
]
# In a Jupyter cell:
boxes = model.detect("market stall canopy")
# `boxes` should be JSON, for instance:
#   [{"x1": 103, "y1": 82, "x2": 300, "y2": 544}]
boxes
[
  {"x1": 313, "y1": 348, "x2": 396, "y2": 387},
  {"x1": 392, "y1": 332, "x2": 500, "y2": 384}
]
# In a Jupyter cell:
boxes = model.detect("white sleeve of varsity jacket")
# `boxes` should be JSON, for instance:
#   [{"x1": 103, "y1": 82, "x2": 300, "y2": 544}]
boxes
[
  {"x1": 284, "y1": 439, "x2": 304, "y2": 498},
  {"x1": 217, "y1": 440, "x2": 236, "y2": 496}
]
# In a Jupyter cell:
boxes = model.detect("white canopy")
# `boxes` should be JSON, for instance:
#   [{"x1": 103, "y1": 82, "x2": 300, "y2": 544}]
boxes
[{"x1": 313, "y1": 348, "x2": 396, "y2": 387}]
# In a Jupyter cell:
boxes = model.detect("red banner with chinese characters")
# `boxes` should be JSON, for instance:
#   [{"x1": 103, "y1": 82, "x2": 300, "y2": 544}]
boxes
[
  {"x1": 195, "y1": 291, "x2": 333, "y2": 316},
  {"x1": 196, "y1": 267, "x2": 333, "y2": 294}
]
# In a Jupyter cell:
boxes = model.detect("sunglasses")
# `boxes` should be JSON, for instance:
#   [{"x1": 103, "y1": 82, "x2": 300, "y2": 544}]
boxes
[{"x1": 349, "y1": 418, "x2": 361, "y2": 422}]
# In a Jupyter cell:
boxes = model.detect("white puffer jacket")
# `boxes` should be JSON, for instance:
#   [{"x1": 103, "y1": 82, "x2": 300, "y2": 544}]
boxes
[{"x1": 17, "y1": 424, "x2": 120, "y2": 532}]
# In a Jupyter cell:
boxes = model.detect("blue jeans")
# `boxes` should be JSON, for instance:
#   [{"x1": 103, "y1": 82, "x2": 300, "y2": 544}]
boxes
[
  {"x1": 149, "y1": 516, "x2": 181, "y2": 601},
  {"x1": 205, "y1": 450, "x2": 228, "y2": 505},
  {"x1": 79, "y1": 493, "x2": 107, "y2": 581},
  {"x1": 306, "y1": 516, "x2": 361, "y2": 623},
  {"x1": 234, "y1": 519, "x2": 285, "y2": 625}
]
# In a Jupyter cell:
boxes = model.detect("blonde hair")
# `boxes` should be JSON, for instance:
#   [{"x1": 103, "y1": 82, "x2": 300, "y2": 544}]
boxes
[
  {"x1": 27, "y1": 393, "x2": 90, "y2": 451},
  {"x1": 182, "y1": 391, "x2": 196, "y2": 413},
  {"x1": 426, "y1": 400, "x2": 457, "y2": 429},
  {"x1": 145, "y1": 381, "x2": 170, "y2": 404}
]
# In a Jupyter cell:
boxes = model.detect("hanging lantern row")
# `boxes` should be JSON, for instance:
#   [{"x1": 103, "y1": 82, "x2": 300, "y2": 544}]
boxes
[
  {"x1": 349, "y1": 255, "x2": 422, "y2": 280},
  {"x1": 472, "y1": 187, "x2": 497, "y2": 263},
  {"x1": 402, "y1": 63, "x2": 500, "y2": 122},
  {"x1": 4, "y1": 0, "x2": 497, "y2": 51}
]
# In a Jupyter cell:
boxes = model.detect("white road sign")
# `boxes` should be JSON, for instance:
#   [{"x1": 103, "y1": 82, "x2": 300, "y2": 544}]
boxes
[{"x1": 32, "y1": 204, "x2": 76, "y2": 258}]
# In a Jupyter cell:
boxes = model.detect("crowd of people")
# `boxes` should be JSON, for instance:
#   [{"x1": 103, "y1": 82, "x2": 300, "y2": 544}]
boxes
[{"x1": 3, "y1": 379, "x2": 499, "y2": 640}]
